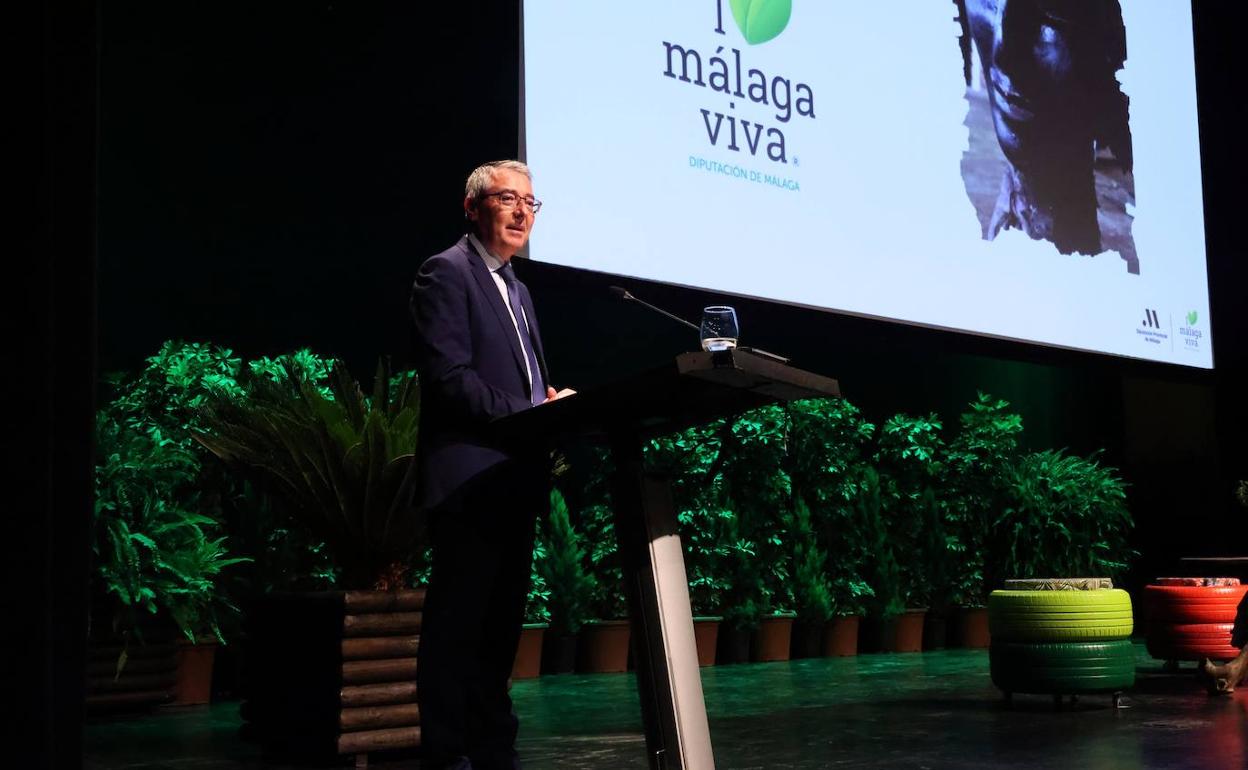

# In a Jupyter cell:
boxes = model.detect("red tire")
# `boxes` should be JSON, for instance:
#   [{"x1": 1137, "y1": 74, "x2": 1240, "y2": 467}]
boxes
[
  {"x1": 1145, "y1": 622, "x2": 1239, "y2": 662},
  {"x1": 1141, "y1": 584, "x2": 1247, "y2": 624},
  {"x1": 1145, "y1": 638, "x2": 1241, "y2": 661}
]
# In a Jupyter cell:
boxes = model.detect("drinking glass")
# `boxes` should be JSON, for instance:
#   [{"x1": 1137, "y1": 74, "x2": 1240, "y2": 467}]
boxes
[{"x1": 700, "y1": 306, "x2": 739, "y2": 352}]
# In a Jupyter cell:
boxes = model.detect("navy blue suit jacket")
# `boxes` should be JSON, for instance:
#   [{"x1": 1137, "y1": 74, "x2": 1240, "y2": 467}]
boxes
[{"x1": 409, "y1": 235, "x2": 551, "y2": 510}]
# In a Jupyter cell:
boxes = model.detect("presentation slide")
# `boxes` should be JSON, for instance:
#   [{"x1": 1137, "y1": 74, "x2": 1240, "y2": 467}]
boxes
[{"x1": 523, "y1": 1, "x2": 1212, "y2": 368}]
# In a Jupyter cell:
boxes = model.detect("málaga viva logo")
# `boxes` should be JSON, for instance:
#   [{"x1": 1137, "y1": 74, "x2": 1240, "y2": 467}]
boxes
[{"x1": 662, "y1": 0, "x2": 814, "y2": 165}]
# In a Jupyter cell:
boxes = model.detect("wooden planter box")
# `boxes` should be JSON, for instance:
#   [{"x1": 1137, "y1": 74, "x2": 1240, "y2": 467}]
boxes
[
  {"x1": 240, "y1": 589, "x2": 424, "y2": 763},
  {"x1": 85, "y1": 639, "x2": 178, "y2": 713}
]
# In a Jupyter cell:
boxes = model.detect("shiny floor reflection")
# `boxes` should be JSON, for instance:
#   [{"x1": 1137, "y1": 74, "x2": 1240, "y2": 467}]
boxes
[{"x1": 86, "y1": 644, "x2": 1248, "y2": 769}]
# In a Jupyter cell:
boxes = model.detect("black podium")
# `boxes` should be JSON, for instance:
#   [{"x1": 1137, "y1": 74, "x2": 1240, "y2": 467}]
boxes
[{"x1": 495, "y1": 349, "x2": 840, "y2": 769}]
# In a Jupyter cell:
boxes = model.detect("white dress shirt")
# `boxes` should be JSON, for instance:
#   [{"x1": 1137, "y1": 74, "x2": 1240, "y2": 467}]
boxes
[{"x1": 468, "y1": 233, "x2": 534, "y2": 390}]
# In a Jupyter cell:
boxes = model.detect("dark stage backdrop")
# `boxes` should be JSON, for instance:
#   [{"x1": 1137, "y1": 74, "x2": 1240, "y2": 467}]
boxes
[{"x1": 98, "y1": 2, "x2": 1247, "y2": 583}]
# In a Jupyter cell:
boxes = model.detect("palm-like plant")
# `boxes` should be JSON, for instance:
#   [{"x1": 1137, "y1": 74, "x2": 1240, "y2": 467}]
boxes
[{"x1": 196, "y1": 359, "x2": 423, "y2": 589}]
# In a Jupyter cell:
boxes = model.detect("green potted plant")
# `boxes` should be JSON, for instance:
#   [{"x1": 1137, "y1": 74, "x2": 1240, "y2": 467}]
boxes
[
  {"x1": 856, "y1": 467, "x2": 907, "y2": 652},
  {"x1": 945, "y1": 393, "x2": 1023, "y2": 647},
  {"x1": 577, "y1": 500, "x2": 630, "y2": 673},
  {"x1": 718, "y1": 406, "x2": 792, "y2": 663},
  {"x1": 715, "y1": 501, "x2": 770, "y2": 664},
  {"x1": 514, "y1": 518, "x2": 552, "y2": 680},
  {"x1": 196, "y1": 356, "x2": 427, "y2": 756},
  {"x1": 536, "y1": 489, "x2": 596, "y2": 674},
  {"x1": 872, "y1": 412, "x2": 947, "y2": 652},
  {"x1": 787, "y1": 398, "x2": 876, "y2": 657},
  {"x1": 787, "y1": 495, "x2": 833, "y2": 658},
  {"x1": 649, "y1": 420, "x2": 729, "y2": 666},
  {"x1": 198, "y1": 357, "x2": 422, "y2": 588},
  {"x1": 994, "y1": 449, "x2": 1135, "y2": 581},
  {"x1": 91, "y1": 360, "x2": 250, "y2": 710}
]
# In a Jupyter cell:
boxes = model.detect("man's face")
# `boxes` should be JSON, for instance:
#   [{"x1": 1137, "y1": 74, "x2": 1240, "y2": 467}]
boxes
[
  {"x1": 968, "y1": 0, "x2": 1097, "y2": 162},
  {"x1": 465, "y1": 168, "x2": 536, "y2": 261}
]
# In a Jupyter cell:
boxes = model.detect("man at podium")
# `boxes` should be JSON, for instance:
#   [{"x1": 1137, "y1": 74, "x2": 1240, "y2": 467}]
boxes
[{"x1": 409, "y1": 159, "x2": 570, "y2": 769}]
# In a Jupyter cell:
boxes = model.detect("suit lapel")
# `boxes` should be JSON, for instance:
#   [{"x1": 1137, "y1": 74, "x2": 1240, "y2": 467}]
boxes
[{"x1": 462, "y1": 238, "x2": 530, "y2": 387}]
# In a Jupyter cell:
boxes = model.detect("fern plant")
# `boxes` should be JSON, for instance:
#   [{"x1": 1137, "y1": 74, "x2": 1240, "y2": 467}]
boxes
[{"x1": 93, "y1": 411, "x2": 247, "y2": 650}]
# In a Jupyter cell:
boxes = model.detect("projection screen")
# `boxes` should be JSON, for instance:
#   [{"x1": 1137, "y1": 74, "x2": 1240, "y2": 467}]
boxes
[{"x1": 522, "y1": 0, "x2": 1213, "y2": 368}]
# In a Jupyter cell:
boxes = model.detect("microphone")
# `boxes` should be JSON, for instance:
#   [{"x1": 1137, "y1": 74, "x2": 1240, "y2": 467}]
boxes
[
  {"x1": 608, "y1": 285, "x2": 792, "y2": 363},
  {"x1": 608, "y1": 286, "x2": 701, "y2": 332}
]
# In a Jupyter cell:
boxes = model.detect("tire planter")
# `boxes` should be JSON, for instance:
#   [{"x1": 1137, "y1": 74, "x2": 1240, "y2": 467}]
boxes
[
  {"x1": 1142, "y1": 579, "x2": 1246, "y2": 662},
  {"x1": 240, "y1": 589, "x2": 423, "y2": 762},
  {"x1": 988, "y1": 584, "x2": 1134, "y2": 704},
  {"x1": 991, "y1": 641, "x2": 1136, "y2": 694}
]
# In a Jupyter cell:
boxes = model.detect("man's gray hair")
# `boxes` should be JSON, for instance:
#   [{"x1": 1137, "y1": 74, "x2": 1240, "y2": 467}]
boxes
[{"x1": 464, "y1": 160, "x2": 532, "y2": 204}]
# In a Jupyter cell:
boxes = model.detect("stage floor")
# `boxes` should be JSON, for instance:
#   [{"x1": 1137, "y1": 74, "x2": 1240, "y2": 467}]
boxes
[{"x1": 85, "y1": 643, "x2": 1248, "y2": 769}]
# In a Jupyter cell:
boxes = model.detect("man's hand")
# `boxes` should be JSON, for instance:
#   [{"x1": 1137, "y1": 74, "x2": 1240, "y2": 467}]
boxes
[{"x1": 543, "y1": 386, "x2": 577, "y2": 403}]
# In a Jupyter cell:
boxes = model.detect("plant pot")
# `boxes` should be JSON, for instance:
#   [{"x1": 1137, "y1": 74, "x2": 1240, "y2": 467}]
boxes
[
  {"x1": 952, "y1": 607, "x2": 990, "y2": 649},
  {"x1": 790, "y1": 619, "x2": 824, "y2": 659},
  {"x1": 716, "y1": 624, "x2": 752, "y2": 665},
  {"x1": 823, "y1": 616, "x2": 859, "y2": 657},
  {"x1": 173, "y1": 639, "x2": 219, "y2": 706},
  {"x1": 511, "y1": 624, "x2": 546, "y2": 680},
  {"x1": 693, "y1": 617, "x2": 721, "y2": 667},
  {"x1": 753, "y1": 613, "x2": 796, "y2": 663},
  {"x1": 576, "y1": 620, "x2": 630, "y2": 673},
  {"x1": 890, "y1": 609, "x2": 926, "y2": 653},
  {"x1": 541, "y1": 632, "x2": 578, "y2": 675},
  {"x1": 923, "y1": 611, "x2": 947, "y2": 651}
]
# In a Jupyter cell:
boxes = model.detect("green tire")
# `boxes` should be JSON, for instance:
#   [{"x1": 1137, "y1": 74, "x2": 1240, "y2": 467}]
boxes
[
  {"x1": 989, "y1": 589, "x2": 1134, "y2": 642},
  {"x1": 989, "y1": 589, "x2": 1133, "y2": 612},
  {"x1": 990, "y1": 640, "x2": 1136, "y2": 694}
]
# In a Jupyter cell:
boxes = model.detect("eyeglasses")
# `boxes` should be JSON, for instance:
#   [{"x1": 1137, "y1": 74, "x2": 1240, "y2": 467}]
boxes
[{"x1": 482, "y1": 191, "x2": 543, "y2": 213}]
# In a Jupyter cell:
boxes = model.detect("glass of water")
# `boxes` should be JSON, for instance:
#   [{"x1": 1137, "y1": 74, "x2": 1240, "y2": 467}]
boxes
[{"x1": 700, "y1": 306, "x2": 739, "y2": 352}]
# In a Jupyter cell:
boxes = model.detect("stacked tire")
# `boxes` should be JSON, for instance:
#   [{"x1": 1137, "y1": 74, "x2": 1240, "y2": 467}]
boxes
[
  {"x1": 1142, "y1": 577, "x2": 1247, "y2": 663},
  {"x1": 988, "y1": 581, "x2": 1135, "y2": 702}
]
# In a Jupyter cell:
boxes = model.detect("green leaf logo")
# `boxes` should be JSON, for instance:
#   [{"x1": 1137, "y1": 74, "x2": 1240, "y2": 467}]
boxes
[
  {"x1": 1186, "y1": 311, "x2": 1198, "y2": 326},
  {"x1": 729, "y1": 0, "x2": 792, "y2": 45}
]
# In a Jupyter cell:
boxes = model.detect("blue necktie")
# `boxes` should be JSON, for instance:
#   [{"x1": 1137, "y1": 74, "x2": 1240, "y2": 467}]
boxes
[{"x1": 498, "y1": 263, "x2": 546, "y2": 406}]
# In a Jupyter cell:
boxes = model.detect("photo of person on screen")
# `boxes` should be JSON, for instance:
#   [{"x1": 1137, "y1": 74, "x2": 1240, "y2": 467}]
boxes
[{"x1": 957, "y1": 0, "x2": 1138, "y2": 273}]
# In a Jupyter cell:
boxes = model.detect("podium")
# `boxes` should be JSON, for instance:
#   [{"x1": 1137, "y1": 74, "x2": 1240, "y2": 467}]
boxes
[{"x1": 495, "y1": 349, "x2": 840, "y2": 769}]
